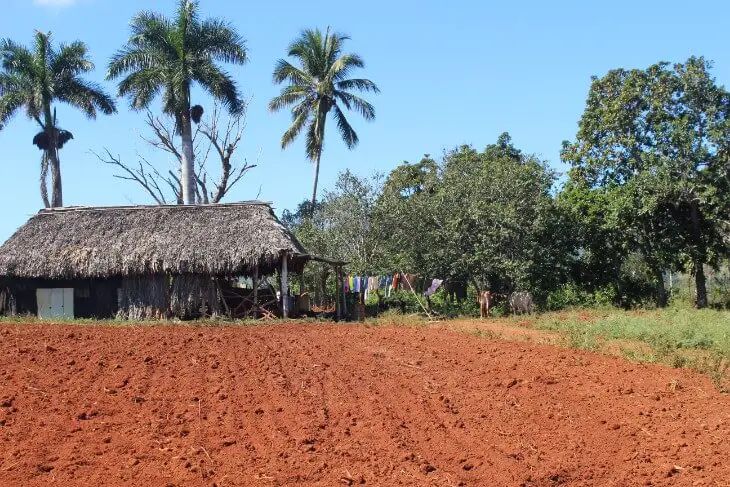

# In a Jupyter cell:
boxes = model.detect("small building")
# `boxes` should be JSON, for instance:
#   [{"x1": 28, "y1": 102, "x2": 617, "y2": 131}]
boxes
[{"x1": 0, "y1": 202, "x2": 344, "y2": 320}]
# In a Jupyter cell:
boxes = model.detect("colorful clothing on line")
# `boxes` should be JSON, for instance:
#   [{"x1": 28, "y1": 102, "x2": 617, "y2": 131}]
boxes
[{"x1": 424, "y1": 278, "x2": 444, "y2": 297}]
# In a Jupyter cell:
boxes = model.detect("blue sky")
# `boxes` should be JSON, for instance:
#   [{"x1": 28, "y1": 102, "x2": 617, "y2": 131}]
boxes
[{"x1": 1, "y1": 0, "x2": 728, "y2": 242}]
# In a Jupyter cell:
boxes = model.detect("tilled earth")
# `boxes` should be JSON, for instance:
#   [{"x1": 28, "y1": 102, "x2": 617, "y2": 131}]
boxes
[{"x1": 1, "y1": 322, "x2": 729, "y2": 486}]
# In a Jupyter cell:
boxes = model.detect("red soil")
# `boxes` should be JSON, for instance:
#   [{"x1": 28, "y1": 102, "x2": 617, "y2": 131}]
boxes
[{"x1": 1, "y1": 322, "x2": 729, "y2": 486}]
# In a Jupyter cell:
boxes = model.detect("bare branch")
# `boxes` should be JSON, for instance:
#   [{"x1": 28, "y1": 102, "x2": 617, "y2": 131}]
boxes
[
  {"x1": 95, "y1": 99, "x2": 254, "y2": 205},
  {"x1": 92, "y1": 149, "x2": 167, "y2": 205},
  {"x1": 142, "y1": 112, "x2": 182, "y2": 162}
]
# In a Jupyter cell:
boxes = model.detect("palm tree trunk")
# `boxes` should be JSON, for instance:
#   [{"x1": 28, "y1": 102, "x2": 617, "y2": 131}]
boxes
[
  {"x1": 40, "y1": 152, "x2": 50, "y2": 208},
  {"x1": 311, "y1": 151, "x2": 321, "y2": 210},
  {"x1": 180, "y1": 111, "x2": 196, "y2": 205},
  {"x1": 310, "y1": 102, "x2": 328, "y2": 212},
  {"x1": 43, "y1": 106, "x2": 62, "y2": 207},
  {"x1": 49, "y1": 147, "x2": 63, "y2": 207}
]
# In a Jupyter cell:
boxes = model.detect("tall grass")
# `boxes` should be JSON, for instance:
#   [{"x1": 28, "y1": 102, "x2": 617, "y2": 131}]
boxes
[{"x1": 533, "y1": 308, "x2": 730, "y2": 389}]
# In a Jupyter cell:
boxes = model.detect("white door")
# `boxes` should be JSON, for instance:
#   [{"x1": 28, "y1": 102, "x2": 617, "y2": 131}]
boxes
[
  {"x1": 62, "y1": 288, "x2": 74, "y2": 318},
  {"x1": 37, "y1": 289, "x2": 52, "y2": 318},
  {"x1": 36, "y1": 288, "x2": 74, "y2": 319}
]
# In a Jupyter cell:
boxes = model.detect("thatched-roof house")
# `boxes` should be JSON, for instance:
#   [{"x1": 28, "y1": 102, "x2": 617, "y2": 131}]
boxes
[{"x1": 0, "y1": 202, "x2": 339, "y2": 320}]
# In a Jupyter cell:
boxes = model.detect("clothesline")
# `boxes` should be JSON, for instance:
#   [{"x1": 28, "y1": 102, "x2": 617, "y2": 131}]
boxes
[{"x1": 343, "y1": 273, "x2": 444, "y2": 299}]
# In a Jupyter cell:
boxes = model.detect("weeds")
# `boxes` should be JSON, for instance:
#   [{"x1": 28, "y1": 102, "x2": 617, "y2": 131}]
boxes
[
  {"x1": 530, "y1": 308, "x2": 730, "y2": 385},
  {"x1": 470, "y1": 328, "x2": 502, "y2": 340}
]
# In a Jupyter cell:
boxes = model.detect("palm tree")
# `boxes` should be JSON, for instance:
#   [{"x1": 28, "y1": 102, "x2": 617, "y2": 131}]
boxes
[
  {"x1": 0, "y1": 31, "x2": 116, "y2": 207},
  {"x1": 107, "y1": 0, "x2": 247, "y2": 205},
  {"x1": 269, "y1": 28, "x2": 379, "y2": 208}
]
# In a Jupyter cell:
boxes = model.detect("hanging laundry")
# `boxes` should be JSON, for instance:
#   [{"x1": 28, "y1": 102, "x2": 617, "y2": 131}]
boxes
[
  {"x1": 385, "y1": 274, "x2": 393, "y2": 297},
  {"x1": 424, "y1": 279, "x2": 444, "y2": 297},
  {"x1": 344, "y1": 276, "x2": 350, "y2": 293},
  {"x1": 402, "y1": 274, "x2": 417, "y2": 292},
  {"x1": 354, "y1": 276, "x2": 361, "y2": 293}
]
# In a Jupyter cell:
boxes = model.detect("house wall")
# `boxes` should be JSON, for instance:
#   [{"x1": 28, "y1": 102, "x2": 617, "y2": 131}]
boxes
[
  {"x1": 0, "y1": 278, "x2": 121, "y2": 319},
  {"x1": 1, "y1": 273, "x2": 257, "y2": 320}
]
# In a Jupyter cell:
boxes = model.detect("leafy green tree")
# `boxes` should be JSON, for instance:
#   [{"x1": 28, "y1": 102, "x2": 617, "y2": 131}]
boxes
[
  {"x1": 563, "y1": 57, "x2": 730, "y2": 307},
  {"x1": 374, "y1": 134, "x2": 574, "y2": 302},
  {"x1": 283, "y1": 171, "x2": 383, "y2": 305},
  {"x1": 269, "y1": 28, "x2": 379, "y2": 208},
  {"x1": 371, "y1": 156, "x2": 440, "y2": 275},
  {"x1": 435, "y1": 135, "x2": 572, "y2": 297},
  {"x1": 557, "y1": 167, "x2": 659, "y2": 307},
  {"x1": 319, "y1": 170, "x2": 383, "y2": 273},
  {"x1": 0, "y1": 31, "x2": 116, "y2": 207},
  {"x1": 108, "y1": 0, "x2": 247, "y2": 205}
]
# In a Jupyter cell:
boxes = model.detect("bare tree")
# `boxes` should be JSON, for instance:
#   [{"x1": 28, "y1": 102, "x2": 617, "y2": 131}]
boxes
[{"x1": 93, "y1": 103, "x2": 256, "y2": 204}]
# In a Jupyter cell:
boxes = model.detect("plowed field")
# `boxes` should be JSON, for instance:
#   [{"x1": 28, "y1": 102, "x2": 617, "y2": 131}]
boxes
[{"x1": 1, "y1": 322, "x2": 729, "y2": 486}]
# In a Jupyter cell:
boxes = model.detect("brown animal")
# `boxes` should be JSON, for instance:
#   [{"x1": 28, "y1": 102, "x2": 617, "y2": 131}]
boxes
[{"x1": 479, "y1": 290, "x2": 493, "y2": 318}]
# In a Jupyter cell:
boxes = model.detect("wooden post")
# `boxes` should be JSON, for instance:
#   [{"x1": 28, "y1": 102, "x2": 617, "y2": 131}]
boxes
[
  {"x1": 341, "y1": 267, "x2": 347, "y2": 319},
  {"x1": 281, "y1": 253, "x2": 289, "y2": 318},
  {"x1": 335, "y1": 266, "x2": 342, "y2": 321},
  {"x1": 252, "y1": 264, "x2": 259, "y2": 319}
]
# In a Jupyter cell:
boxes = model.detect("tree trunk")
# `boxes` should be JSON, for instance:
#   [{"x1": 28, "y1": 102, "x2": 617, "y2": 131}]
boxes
[
  {"x1": 689, "y1": 200, "x2": 708, "y2": 308},
  {"x1": 43, "y1": 105, "x2": 62, "y2": 207},
  {"x1": 653, "y1": 268, "x2": 668, "y2": 308},
  {"x1": 311, "y1": 152, "x2": 321, "y2": 211},
  {"x1": 49, "y1": 147, "x2": 62, "y2": 207},
  {"x1": 180, "y1": 111, "x2": 196, "y2": 205},
  {"x1": 40, "y1": 152, "x2": 50, "y2": 208},
  {"x1": 693, "y1": 261, "x2": 708, "y2": 309},
  {"x1": 319, "y1": 268, "x2": 328, "y2": 307}
]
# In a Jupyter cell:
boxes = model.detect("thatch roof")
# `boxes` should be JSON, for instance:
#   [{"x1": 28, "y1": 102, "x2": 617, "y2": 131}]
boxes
[{"x1": 0, "y1": 202, "x2": 308, "y2": 279}]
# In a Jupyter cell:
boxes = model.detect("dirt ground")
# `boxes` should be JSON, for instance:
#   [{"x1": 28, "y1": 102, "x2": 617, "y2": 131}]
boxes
[{"x1": 1, "y1": 322, "x2": 729, "y2": 486}]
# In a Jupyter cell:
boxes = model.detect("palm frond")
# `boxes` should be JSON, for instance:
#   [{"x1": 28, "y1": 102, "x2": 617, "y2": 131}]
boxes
[
  {"x1": 334, "y1": 91, "x2": 375, "y2": 120},
  {"x1": 281, "y1": 109, "x2": 309, "y2": 149},
  {"x1": 126, "y1": 11, "x2": 177, "y2": 63},
  {"x1": 161, "y1": 74, "x2": 183, "y2": 116},
  {"x1": 328, "y1": 53, "x2": 363, "y2": 83},
  {"x1": 0, "y1": 38, "x2": 37, "y2": 79},
  {"x1": 51, "y1": 41, "x2": 93, "y2": 77},
  {"x1": 324, "y1": 30, "x2": 349, "y2": 69},
  {"x1": 56, "y1": 78, "x2": 117, "y2": 117},
  {"x1": 0, "y1": 90, "x2": 24, "y2": 127},
  {"x1": 33, "y1": 31, "x2": 54, "y2": 69},
  {"x1": 268, "y1": 86, "x2": 310, "y2": 112},
  {"x1": 177, "y1": 0, "x2": 199, "y2": 38},
  {"x1": 336, "y1": 78, "x2": 380, "y2": 93},
  {"x1": 191, "y1": 60, "x2": 243, "y2": 114},
  {"x1": 193, "y1": 18, "x2": 248, "y2": 65},
  {"x1": 288, "y1": 29, "x2": 327, "y2": 76},
  {"x1": 0, "y1": 72, "x2": 22, "y2": 95},
  {"x1": 272, "y1": 59, "x2": 312, "y2": 86},
  {"x1": 331, "y1": 103, "x2": 358, "y2": 149},
  {"x1": 117, "y1": 68, "x2": 164, "y2": 110},
  {"x1": 129, "y1": 10, "x2": 172, "y2": 42},
  {"x1": 107, "y1": 47, "x2": 166, "y2": 80},
  {"x1": 305, "y1": 108, "x2": 324, "y2": 161}
]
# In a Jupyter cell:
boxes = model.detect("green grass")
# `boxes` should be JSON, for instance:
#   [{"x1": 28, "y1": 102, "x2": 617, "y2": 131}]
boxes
[{"x1": 531, "y1": 308, "x2": 730, "y2": 389}]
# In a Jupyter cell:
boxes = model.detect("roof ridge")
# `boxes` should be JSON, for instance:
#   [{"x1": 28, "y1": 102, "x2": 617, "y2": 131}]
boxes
[{"x1": 37, "y1": 201, "x2": 275, "y2": 214}]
